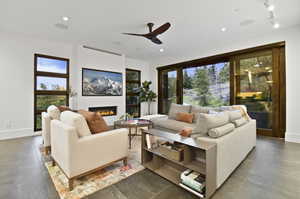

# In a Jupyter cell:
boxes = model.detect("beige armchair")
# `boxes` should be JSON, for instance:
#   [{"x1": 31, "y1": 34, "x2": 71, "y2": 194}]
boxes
[{"x1": 50, "y1": 119, "x2": 129, "y2": 190}]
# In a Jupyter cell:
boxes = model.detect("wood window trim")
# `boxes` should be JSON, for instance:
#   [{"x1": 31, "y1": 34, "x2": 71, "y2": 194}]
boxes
[
  {"x1": 157, "y1": 41, "x2": 286, "y2": 138},
  {"x1": 34, "y1": 54, "x2": 70, "y2": 131}
]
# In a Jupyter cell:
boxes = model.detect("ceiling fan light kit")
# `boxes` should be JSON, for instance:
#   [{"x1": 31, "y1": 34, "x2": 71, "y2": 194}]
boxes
[{"x1": 123, "y1": 22, "x2": 171, "y2": 45}]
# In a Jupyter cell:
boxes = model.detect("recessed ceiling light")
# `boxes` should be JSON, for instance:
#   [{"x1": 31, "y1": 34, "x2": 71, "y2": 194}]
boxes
[
  {"x1": 221, "y1": 27, "x2": 227, "y2": 32},
  {"x1": 273, "y1": 23, "x2": 280, "y2": 29},
  {"x1": 160, "y1": 48, "x2": 164, "y2": 52},
  {"x1": 267, "y1": 5, "x2": 275, "y2": 11},
  {"x1": 62, "y1": 16, "x2": 69, "y2": 21}
]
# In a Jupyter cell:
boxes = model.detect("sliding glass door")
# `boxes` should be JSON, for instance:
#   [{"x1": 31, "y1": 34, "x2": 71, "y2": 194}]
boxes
[
  {"x1": 235, "y1": 51, "x2": 273, "y2": 131},
  {"x1": 233, "y1": 48, "x2": 285, "y2": 137}
]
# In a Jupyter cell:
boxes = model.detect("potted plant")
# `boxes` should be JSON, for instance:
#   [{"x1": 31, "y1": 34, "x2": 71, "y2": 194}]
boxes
[{"x1": 135, "y1": 81, "x2": 157, "y2": 115}]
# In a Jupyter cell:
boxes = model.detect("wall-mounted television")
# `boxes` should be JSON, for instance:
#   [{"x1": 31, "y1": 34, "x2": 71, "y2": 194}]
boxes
[{"x1": 82, "y1": 68, "x2": 123, "y2": 96}]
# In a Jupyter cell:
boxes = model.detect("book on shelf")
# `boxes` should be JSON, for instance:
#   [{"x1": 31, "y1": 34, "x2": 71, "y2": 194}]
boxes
[
  {"x1": 180, "y1": 169, "x2": 205, "y2": 193},
  {"x1": 145, "y1": 134, "x2": 169, "y2": 149},
  {"x1": 179, "y1": 183, "x2": 204, "y2": 198}
]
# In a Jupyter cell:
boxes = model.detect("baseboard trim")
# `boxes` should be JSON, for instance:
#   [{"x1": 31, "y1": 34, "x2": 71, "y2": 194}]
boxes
[
  {"x1": 285, "y1": 132, "x2": 300, "y2": 143},
  {"x1": 0, "y1": 128, "x2": 35, "y2": 140}
]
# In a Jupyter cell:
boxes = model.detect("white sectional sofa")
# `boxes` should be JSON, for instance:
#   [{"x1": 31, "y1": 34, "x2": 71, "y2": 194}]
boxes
[{"x1": 152, "y1": 103, "x2": 256, "y2": 188}]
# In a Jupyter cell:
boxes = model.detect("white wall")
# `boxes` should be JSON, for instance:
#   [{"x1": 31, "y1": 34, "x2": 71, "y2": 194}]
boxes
[
  {"x1": 150, "y1": 25, "x2": 300, "y2": 143},
  {"x1": 0, "y1": 32, "x2": 151, "y2": 139},
  {"x1": 0, "y1": 32, "x2": 74, "y2": 139}
]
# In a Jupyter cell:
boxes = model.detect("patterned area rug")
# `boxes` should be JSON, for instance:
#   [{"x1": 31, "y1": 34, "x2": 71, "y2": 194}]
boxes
[{"x1": 45, "y1": 136, "x2": 144, "y2": 199}]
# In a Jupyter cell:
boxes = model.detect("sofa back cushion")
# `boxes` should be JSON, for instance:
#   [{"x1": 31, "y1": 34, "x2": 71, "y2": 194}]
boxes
[
  {"x1": 168, "y1": 103, "x2": 191, "y2": 119},
  {"x1": 78, "y1": 110, "x2": 109, "y2": 134},
  {"x1": 194, "y1": 112, "x2": 230, "y2": 135},
  {"x1": 60, "y1": 111, "x2": 91, "y2": 137},
  {"x1": 47, "y1": 105, "x2": 61, "y2": 120},
  {"x1": 176, "y1": 112, "x2": 194, "y2": 123}
]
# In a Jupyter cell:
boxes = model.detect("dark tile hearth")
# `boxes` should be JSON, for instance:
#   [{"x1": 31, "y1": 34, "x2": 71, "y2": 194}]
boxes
[{"x1": 0, "y1": 136, "x2": 300, "y2": 199}]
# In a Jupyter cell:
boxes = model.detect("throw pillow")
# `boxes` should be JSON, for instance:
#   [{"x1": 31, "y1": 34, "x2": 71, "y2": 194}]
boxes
[
  {"x1": 47, "y1": 105, "x2": 60, "y2": 120},
  {"x1": 208, "y1": 123, "x2": 235, "y2": 138},
  {"x1": 194, "y1": 112, "x2": 229, "y2": 135},
  {"x1": 58, "y1": 105, "x2": 72, "y2": 112},
  {"x1": 179, "y1": 127, "x2": 193, "y2": 137},
  {"x1": 60, "y1": 111, "x2": 91, "y2": 137},
  {"x1": 78, "y1": 110, "x2": 109, "y2": 134},
  {"x1": 232, "y1": 117, "x2": 248, "y2": 127},
  {"x1": 190, "y1": 105, "x2": 210, "y2": 122},
  {"x1": 176, "y1": 112, "x2": 194, "y2": 123},
  {"x1": 168, "y1": 103, "x2": 191, "y2": 119},
  {"x1": 227, "y1": 110, "x2": 243, "y2": 122}
]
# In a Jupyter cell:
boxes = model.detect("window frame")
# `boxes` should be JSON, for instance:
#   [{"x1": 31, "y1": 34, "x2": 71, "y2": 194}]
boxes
[{"x1": 34, "y1": 54, "x2": 70, "y2": 131}]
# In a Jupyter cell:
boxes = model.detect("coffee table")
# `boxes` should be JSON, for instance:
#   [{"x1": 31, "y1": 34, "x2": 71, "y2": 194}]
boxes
[{"x1": 114, "y1": 119, "x2": 152, "y2": 149}]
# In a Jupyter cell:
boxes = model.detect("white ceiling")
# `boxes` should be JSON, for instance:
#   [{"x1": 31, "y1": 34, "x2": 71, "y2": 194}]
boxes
[{"x1": 0, "y1": 0, "x2": 300, "y2": 63}]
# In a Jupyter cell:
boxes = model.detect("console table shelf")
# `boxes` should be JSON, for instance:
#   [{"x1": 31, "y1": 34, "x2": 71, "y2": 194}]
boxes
[{"x1": 141, "y1": 128, "x2": 217, "y2": 199}]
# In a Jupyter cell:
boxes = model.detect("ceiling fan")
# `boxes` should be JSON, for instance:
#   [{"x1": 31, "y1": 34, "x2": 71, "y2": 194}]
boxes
[{"x1": 122, "y1": 22, "x2": 171, "y2": 45}]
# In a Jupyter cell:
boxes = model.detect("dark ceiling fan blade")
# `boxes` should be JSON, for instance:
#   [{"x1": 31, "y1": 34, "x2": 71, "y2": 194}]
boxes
[
  {"x1": 122, "y1": 33, "x2": 146, "y2": 37},
  {"x1": 150, "y1": 37, "x2": 163, "y2": 44},
  {"x1": 149, "y1": 22, "x2": 171, "y2": 36}
]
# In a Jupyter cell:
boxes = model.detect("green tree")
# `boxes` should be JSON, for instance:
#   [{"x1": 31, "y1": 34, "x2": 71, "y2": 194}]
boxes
[
  {"x1": 218, "y1": 63, "x2": 229, "y2": 84},
  {"x1": 183, "y1": 70, "x2": 193, "y2": 89},
  {"x1": 40, "y1": 83, "x2": 47, "y2": 90},
  {"x1": 208, "y1": 65, "x2": 217, "y2": 85},
  {"x1": 193, "y1": 68, "x2": 210, "y2": 106}
]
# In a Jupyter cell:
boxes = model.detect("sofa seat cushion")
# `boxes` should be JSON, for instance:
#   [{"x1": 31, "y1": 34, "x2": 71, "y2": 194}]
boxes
[
  {"x1": 208, "y1": 123, "x2": 235, "y2": 138},
  {"x1": 153, "y1": 118, "x2": 196, "y2": 132},
  {"x1": 60, "y1": 111, "x2": 91, "y2": 137},
  {"x1": 168, "y1": 103, "x2": 191, "y2": 119},
  {"x1": 78, "y1": 110, "x2": 109, "y2": 134},
  {"x1": 176, "y1": 112, "x2": 194, "y2": 123},
  {"x1": 194, "y1": 112, "x2": 230, "y2": 135},
  {"x1": 47, "y1": 105, "x2": 61, "y2": 120}
]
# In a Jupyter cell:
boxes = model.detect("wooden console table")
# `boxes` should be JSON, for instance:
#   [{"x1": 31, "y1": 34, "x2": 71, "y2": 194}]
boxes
[{"x1": 141, "y1": 128, "x2": 217, "y2": 198}]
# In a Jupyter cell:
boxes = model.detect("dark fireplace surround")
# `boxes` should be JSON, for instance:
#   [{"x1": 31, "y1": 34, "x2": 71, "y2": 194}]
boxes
[{"x1": 89, "y1": 106, "x2": 117, "y2": 117}]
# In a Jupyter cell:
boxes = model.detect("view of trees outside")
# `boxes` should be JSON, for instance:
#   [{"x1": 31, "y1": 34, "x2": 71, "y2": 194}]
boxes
[
  {"x1": 183, "y1": 62, "x2": 230, "y2": 107},
  {"x1": 35, "y1": 56, "x2": 68, "y2": 130},
  {"x1": 37, "y1": 76, "x2": 66, "y2": 91},
  {"x1": 237, "y1": 53, "x2": 273, "y2": 129}
]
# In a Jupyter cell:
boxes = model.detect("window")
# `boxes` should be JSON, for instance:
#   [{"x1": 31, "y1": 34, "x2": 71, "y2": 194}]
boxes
[
  {"x1": 34, "y1": 54, "x2": 69, "y2": 131},
  {"x1": 183, "y1": 62, "x2": 230, "y2": 107}
]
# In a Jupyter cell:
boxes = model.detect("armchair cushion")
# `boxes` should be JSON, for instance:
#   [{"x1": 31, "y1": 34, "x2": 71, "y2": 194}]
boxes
[
  {"x1": 60, "y1": 111, "x2": 91, "y2": 137},
  {"x1": 78, "y1": 110, "x2": 109, "y2": 134},
  {"x1": 47, "y1": 105, "x2": 60, "y2": 120}
]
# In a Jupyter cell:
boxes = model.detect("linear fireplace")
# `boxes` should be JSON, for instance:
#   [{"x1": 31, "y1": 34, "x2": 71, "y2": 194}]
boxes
[{"x1": 89, "y1": 106, "x2": 117, "y2": 117}]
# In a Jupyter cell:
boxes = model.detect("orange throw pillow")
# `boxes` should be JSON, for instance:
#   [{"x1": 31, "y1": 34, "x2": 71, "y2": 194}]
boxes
[
  {"x1": 179, "y1": 127, "x2": 193, "y2": 137},
  {"x1": 78, "y1": 110, "x2": 109, "y2": 134},
  {"x1": 176, "y1": 112, "x2": 194, "y2": 123}
]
